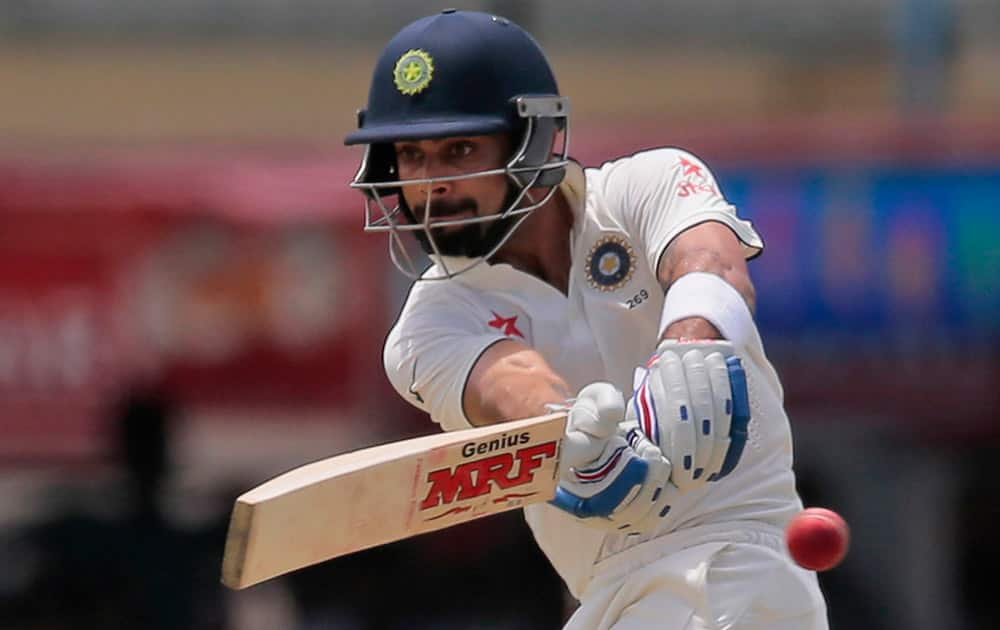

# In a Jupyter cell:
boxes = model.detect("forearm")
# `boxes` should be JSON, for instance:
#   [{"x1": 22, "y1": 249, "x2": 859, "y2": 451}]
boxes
[
  {"x1": 657, "y1": 222, "x2": 756, "y2": 343},
  {"x1": 464, "y1": 340, "x2": 572, "y2": 426}
]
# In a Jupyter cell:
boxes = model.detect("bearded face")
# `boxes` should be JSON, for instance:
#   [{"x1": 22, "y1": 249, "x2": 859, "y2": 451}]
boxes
[{"x1": 406, "y1": 185, "x2": 523, "y2": 258}]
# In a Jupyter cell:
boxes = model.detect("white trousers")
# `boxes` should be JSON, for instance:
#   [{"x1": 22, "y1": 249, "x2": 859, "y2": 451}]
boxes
[{"x1": 564, "y1": 532, "x2": 828, "y2": 630}]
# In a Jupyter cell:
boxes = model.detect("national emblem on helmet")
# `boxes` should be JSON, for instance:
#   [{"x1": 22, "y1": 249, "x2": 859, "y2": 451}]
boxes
[{"x1": 345, "y1": 10, "x2": 571, "y2": 279}]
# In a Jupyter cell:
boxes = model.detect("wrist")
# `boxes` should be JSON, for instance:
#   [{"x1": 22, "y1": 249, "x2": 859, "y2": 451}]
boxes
[{"x1": 660, "y1": 316, "x2": 722, "y2": 342}]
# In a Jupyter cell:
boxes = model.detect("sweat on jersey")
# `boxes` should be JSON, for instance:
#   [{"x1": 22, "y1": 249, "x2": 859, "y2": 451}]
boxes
[{"x1": 383, "y1": 148, "x2": 803, "y2": 599}]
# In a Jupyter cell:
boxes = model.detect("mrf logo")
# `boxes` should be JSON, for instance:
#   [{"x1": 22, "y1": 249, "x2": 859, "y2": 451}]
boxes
[{"x1": 420, "y1": 441, "x2": 557, "y2": 513}]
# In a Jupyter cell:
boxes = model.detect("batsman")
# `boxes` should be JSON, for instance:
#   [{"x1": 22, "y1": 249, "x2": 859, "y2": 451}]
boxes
[{"x1": 346, "y1": 10, "x2": 829, "y2": 629}]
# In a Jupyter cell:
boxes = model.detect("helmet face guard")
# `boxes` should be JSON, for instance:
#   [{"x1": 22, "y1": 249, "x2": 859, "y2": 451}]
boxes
[{"x1": 350, "y1": 96, "x2": 571, "y2": 280}]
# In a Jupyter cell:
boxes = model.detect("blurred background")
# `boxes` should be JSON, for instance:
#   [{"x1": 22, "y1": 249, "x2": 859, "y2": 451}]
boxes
[{"x1": 1, "y1": 1, "x2": 997, "y2": 628}]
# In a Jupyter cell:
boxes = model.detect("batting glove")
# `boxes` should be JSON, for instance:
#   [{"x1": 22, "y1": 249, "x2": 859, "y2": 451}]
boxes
[
  {"x1": 549, "y1": 382, "x2": 673, "y2": 531},
  {"x1": 629, "y1": 339, "x2": 751, "y2": 493}
]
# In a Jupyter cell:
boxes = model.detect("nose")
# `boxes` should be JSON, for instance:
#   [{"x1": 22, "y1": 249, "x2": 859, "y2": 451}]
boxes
[
  {"x1": 417, "y1": 159, "x2": 454, "y2": 199},
  {"x1": 413, "y1": 178, "x2": 452, "y2": 220},
  {"x1": 429, "y1": 179, "x2": 452, "y2": 197}
]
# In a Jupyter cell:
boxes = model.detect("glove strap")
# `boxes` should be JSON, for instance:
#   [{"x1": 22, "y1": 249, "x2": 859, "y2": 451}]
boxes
[{"x1": 549, "y1": 458, "x2": 649, "y2": 518}]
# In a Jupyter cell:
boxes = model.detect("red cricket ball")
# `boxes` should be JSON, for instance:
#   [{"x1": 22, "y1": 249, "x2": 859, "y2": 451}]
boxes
[{"x1": 785, "y1": 507, "x2": 850, "y2": 571}]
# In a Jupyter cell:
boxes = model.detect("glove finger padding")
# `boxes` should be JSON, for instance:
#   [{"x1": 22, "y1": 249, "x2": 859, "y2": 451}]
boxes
[
  {"x1": 633, "y1": 339, "x2": 751, "y2": 492},
  {"x1": 681, "y1": 349, "x2": 714, "y2": 484},
  {"x1": 637, "y1": 352, "x2": 699, "y2": 492},
  {"x1": 560, "y1": 382, "x2": 626, "y2": 470},
  {"x1": 569, "y1": 381, "x2": 624, "y2": 441}
]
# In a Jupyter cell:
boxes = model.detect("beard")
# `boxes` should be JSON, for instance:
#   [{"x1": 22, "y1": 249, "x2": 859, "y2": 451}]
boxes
[{"x1": 407, "y1": 186, "x2": 523, "y2": 258}]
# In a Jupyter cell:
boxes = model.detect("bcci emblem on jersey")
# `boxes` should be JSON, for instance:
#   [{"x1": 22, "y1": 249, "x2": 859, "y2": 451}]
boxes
[{"x1": 586, "y1": 235, "x2": 636, "y2": 291}]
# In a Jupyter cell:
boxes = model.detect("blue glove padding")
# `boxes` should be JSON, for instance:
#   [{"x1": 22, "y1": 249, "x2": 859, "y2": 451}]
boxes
[
  {"x1": 712, "y1": 355, "x2": 749, "y2": 480},
  {"x1": 550, "y1": 454, "x2": 649, "y2": 519}
]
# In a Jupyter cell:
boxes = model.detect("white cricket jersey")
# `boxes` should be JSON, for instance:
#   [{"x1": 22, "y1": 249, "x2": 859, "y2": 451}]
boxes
[{"x1": 383, "y1": 148, "x2": 803, "y2": 598}]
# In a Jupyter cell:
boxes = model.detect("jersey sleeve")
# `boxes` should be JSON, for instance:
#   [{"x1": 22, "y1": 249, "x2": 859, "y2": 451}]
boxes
[
  {"x1": 598, "y1": 148, "x2": 764, "y2": 274},
  {"x1": 383, "y1": 294, "x2": 507, "y2": 432}
]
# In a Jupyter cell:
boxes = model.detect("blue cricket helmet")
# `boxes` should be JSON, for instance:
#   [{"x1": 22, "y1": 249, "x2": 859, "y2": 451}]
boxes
[{"x1": 344, "y1": 9, "x2": 561, "y2": 145}]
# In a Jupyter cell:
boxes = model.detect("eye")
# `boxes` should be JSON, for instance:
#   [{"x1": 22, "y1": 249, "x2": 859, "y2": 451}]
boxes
[
  {"x1": 397, "y1": 145, "x2": 423, "y2": 165},
  {"x1": 449, "y1": 141, "x2": 475, "y2": 159}
]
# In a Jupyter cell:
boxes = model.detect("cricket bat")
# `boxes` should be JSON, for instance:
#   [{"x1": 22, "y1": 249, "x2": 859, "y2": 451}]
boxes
[{"x1": 221, "y1": 412, "x2": 567, "y2": 590}]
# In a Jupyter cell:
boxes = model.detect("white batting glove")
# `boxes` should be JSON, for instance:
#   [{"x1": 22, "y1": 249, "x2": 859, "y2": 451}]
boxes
[
  {"x1": 549, "y1": 382, "x2": 674, "y2": 532},
  {"x1": 629, "y1": 339, "x2": 751, "y2": 493}
]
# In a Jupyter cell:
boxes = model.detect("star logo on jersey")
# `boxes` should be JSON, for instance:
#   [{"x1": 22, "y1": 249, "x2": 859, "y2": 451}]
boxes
[
  {"x1": 677, "y1": 155, "x2": 718, "y2": 198},
  {"x1": 586, "y1": 235, "x2": 636, "y2": 292},
  {"x1": 679, "y1": 156, "x2": 703, "y2": 177},
  {"x1": 488, "y1": 312, "x2": 524, "y2": 338}
]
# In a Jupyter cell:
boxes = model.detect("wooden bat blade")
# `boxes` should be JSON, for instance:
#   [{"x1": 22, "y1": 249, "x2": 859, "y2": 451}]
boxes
[{"x1": 221, "y1": 413, "x2": 566, "y2": 590}]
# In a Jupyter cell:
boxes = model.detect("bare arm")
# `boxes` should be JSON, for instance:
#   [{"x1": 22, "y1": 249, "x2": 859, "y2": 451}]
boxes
[
  {"x1": 656, "y1": 221, "x2": 756, "y2": 341},
  {"x1": 463, "y1": 340, "x2": 572, "y2": 426}
]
